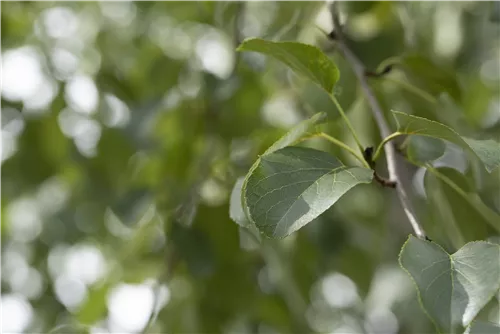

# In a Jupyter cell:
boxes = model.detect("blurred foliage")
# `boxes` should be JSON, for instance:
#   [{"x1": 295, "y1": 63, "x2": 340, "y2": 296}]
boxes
[{"x1": 1, "y1": 1, "x2": 499, "y2": 334}]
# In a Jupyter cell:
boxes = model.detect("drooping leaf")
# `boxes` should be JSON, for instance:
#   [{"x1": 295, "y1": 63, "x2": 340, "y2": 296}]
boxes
[
  {"x1": 464, "y1": 321, "x2": 500, "y2": 334},
  {"x1": 393, "y1": 111, "x2": 500, "y2": 172},
  {"x1": 244, "y1": 146, "x2": 373, "y2": 238},
  {"x1": 399, "y1": 236, "x2": 500, "y2": 333},
  {"x1": 237, "y1": 38, "x2": 340, "y2": 94},
  {"x1": 407, "y1": 136, "x2": 446, "y2": 164}
]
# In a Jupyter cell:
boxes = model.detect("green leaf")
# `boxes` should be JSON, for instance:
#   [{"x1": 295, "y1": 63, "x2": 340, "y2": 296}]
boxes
[
  {"x1": 244, "y1": 146, "x2": 373, "y2": 238},
  {"x1": 491, "y1": 1, "x2": 500, "y2": 23},
  {"x1": 264, "y1": 112, "x2": 326, "y2": 154},
  {"x1": 424, "y1": 169, "x2": 467, "y2": 250},
  {"x1": 399, "y1": 236, "x2": 500, "y2": 333},
  {"x1": 465, "y1": 321, "x2": 500, "y2": 334},
  {"x1": 75, "y1": 283, "x2": 110, "y2": 325},
  {"x1": 393, "y1": 111, "x2": 500, "y2": 172},
  {"x1": 425, "y1": 167, "x2": 500, "y2": 234},
  {"x1": 237, "y1": 38, "x2": 340, "y2": 94},
  {"x1": 407, "y1": 136, "x2": 446, "y2": 164},
  {"x1": 401, "y1": 54, "x2": 462, "y2": 102},
  {"x1": 240, "y1": 112, "x2": 327, "y2": 230}
]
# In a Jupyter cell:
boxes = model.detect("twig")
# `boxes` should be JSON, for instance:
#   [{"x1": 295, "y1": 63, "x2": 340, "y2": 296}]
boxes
[{"x1": 329, "y1": 3, "x2": 426, "y2": 240}]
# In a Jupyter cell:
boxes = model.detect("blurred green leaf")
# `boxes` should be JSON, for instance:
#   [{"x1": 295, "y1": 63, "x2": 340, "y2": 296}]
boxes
[
  {"x1": 425, "y1": 167, "x2": 500, "y2": 235},
  {"x1": 237, "y1": 39, "x2": 340, "y2": 94},
  {"x1": 171, "y1": 222, "x2": 215, "y2": 278},
  {"x1": 399, "y1": 236, "x2": 500, "y2": 333},
  {"x1": 244, "y1": 146, "x2": 373, "y2": 238},
  {"x1": 344, "y1": 1, "x2": 379, "y2": 14},
  {"x1": 393, "y1": 111, "x2": 500, "y2": 172},
  {"x1": 2, "y1": 112, "x2": 69, "y2": 193},
  {"x1": 490, "y1": 1, "x2": 500, "y2": 23},
  {"x1": 462, "y1": 77, "x2": 496, "y2": 128},
  {"x1": 76, "y1": 283, "x2": 110, "y2": 325},
  {"x1": 407, "y1": 136, "x2": 446, "y2": 164},
  {"x1": 465, "y1": 321, "x2": 500, "y2": 334},
  {"x1": 401, "y1": 54, "x2": 462, "y2": 102},
  {"x1": 264, "y1": 112, "x2": 326, "y2": 154}
]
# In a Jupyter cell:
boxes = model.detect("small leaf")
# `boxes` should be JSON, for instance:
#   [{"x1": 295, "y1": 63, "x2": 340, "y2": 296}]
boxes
[
  {"x1": 237, "y1": 38, "x2": 340, "y2": 94},
  {"x1": 407, "y1": 136, "x2": 446, "y2": 164},
  {"x1": 464, "y1": 321, "x2": 500, "y2": 334},
  {"x1": 264, "y1": 111, "x2": 326, "y2": 154},
  {"x1": 393, "y1": 111, "x2": 500, "y2": 172},
  {"x1": 399, "y1": 236, "x2": 500, "y2": 333},
  {"x1": 244, "y1": 146, "x2": 373, "y2": 238}
]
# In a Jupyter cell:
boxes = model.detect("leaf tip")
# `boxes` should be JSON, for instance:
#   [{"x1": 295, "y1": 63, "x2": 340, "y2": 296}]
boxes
[{"x1": 235, "y1": 37, "x2": 258, "y2": 52}]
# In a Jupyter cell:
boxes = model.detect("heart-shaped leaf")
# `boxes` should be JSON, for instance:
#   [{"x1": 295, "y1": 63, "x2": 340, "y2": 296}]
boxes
[
  {"x1": 237, "y1": 38, "x2": 340, "y2": 94},
  {"x1": 399, "y1": 236, "x2": 500, "y2": 333},
  {"x1": 244, "y1": 146, "x2": 373, "y2": 238},
  {"x1": 392, "y1": 111, "x2": 500, "y2": 172}
]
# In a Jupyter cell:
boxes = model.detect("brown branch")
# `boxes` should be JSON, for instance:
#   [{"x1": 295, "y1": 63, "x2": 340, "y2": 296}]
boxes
[{"x1": 330, "y1": 3, "x2": 426, "y2": 239}]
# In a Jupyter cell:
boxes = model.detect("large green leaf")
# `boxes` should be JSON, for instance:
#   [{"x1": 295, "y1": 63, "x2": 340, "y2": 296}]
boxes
[
  {"x1": 399, "y1": 236, "x2": 500, "y2": 333},
  {"x1": 236, "y1": 112, "x2": 328, "y2": 239},
  {"x1": 393, "y1": 111, "x2": 500, "y2": 172},
  {"x1": 244, "y1": 146, "x2": 373, "y2": 238},
  {"x1": 237, "y1": 38, "x2": 340, "y2": 94}
]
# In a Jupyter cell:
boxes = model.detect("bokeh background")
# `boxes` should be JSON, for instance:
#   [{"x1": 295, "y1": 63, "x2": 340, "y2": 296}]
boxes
[{"x1": 1, "y1": 1, "x2": 500, "y2": 333}]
